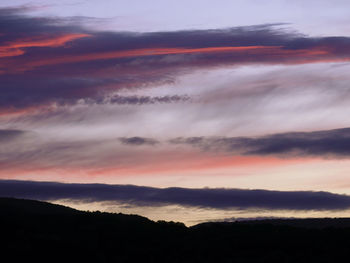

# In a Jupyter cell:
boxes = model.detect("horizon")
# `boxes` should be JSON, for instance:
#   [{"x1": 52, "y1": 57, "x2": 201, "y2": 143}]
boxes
[{"x1": 4, "y1": 195, "x2": 350, "y2": 227}]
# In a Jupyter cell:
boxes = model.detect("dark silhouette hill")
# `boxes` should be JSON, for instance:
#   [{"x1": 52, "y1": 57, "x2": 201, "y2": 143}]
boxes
[
  {"x1": 0, "y1": 197, "x2": 80, "y2": 215},
  {"x1": 1, "y1": 197, "x2": 350, "y2": 263}
]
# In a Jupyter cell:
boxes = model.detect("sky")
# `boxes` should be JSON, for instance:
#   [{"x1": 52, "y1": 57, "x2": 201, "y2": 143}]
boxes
[{"x1": 1, "y1": 0, "x2": 350, "y2": 225}]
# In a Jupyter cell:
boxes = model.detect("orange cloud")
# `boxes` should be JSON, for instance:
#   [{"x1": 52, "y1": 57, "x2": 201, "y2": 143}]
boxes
[
  {"x1": 10, "y1": 45, "x2": 271, "y2": 70},
  {"x1": 4, "y1": 44, "x2": 340, "y2": 74},
  {"x1": 0, "y1": 104, "x2": 54, "y2": 118},
  {"x1": 0, "y1": 33, "x2": 90, "y2": 58}
]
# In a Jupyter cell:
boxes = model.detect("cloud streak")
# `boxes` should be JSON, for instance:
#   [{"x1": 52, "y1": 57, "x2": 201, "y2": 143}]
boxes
[
  {"x1": 171, "y1": 127, "x2": 350, "y2": 157},
  {"x1": 1, "y1": 7, "x2": 350, "y2": 114},
  {"x1": 1, "y1": 180, "x2": 350, "y2": 211},
  {"x1": 91, "y1": 95, "x2": 190, "y2": 105}
]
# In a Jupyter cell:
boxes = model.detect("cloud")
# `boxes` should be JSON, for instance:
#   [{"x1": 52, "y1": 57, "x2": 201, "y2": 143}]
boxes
[
  {"x1": 119, "y1": 137, "x2": 159, "y2": 146},
  {"x1": 170, "y1": 127, "x2": 350, "y2": 157},
  {"x1": 2, "y1": 180, "x2": 350, "y2": 211},
  {"x1": 0, "y1": 133, "x2": 171, "y2": 172},
  {"x1": 93, "y1": 95, "x2": 191, "y2": 105},
  {"x1": 1, "y1": 127, "x2": 350, "y2": 174},
  {"x1": 2, "y1": 7, "x2": 350, "y2": 114},
  {"x1": 0, "y1": 129, "x2": 27, "y2": 141}
]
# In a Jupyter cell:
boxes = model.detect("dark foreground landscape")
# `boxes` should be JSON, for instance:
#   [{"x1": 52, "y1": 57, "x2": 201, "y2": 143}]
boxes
[{"x1": 2, "y1": 198, "x2": 350, "y2": 263}]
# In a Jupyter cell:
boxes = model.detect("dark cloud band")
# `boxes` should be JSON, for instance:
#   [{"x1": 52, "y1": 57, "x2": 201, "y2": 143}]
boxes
[{"x1": 1, "y1": 180, "x2": 350, "y2": 211}]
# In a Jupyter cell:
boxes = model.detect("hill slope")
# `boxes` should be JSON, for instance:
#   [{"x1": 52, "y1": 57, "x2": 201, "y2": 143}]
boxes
[{"x1": 1, "y1": 197, "x2": 350, "y2": 263}]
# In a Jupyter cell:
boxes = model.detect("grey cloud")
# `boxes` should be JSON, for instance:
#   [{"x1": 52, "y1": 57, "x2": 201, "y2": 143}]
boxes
[
  {"x1": 170, "y1": 127, "x2": 350, "y2": 157},
  {"x1": 119, "y1": 137, "x2": 159, "y2": 146},
  {"x1": 0, "y1": 129, "x2": 27, "y2": 141},
  {"x1": 89, "y1": 95, "x2": 191, "y2": 105}
]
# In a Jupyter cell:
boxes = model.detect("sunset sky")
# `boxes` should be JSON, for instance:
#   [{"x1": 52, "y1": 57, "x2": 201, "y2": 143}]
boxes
[{"x1": 1, "y1": 0, "x2": 350, "y2": 225}]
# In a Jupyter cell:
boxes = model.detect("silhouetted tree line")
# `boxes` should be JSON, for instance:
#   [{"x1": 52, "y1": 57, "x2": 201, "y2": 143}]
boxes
[{"x1": 1, "y1": 197, "x2": 350, "y2": 263}]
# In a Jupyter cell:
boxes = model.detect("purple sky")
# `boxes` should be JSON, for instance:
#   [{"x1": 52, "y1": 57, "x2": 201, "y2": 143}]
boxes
[{"x1": 1, "y1": 1, "x2": 350, "y2": 224}]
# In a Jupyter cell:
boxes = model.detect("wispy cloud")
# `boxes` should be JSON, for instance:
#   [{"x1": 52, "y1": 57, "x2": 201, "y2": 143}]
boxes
[{"x1": 1, "y1": 127, "x2": 349, "y2": 176}]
